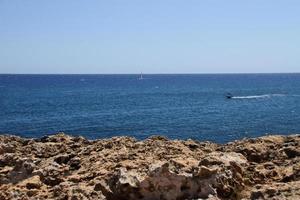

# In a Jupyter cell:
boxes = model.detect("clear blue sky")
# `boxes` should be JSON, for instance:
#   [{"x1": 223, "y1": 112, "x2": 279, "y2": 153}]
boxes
[{"x1": 0, "y1": 0, "x2": 299, "y2": 74}]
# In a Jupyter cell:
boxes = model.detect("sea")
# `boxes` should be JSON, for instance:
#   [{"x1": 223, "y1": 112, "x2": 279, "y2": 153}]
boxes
[{"x1": 0, "y1": 74, "x2": 300, "y2": 143}]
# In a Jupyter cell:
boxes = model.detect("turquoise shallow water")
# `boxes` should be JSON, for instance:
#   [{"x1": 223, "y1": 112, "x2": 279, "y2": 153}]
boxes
[{"x1": 0, "y1": 74, "x2": 300, "y2": 143}]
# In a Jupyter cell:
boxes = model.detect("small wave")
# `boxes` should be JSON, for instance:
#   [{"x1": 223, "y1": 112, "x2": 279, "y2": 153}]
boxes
[{"x1": 232, "y1": 94, "x2": 285, "y2": 99}]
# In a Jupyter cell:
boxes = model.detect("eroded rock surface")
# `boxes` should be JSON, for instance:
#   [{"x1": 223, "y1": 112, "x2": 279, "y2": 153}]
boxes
[{"x1": 0, "y1": 133, "x2": 299, "y2": 199}]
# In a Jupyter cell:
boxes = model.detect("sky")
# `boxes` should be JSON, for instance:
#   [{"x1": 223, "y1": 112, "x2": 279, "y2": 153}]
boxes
[{"x1": 0, "y1": 0, "x2": 299, "y2": 74}]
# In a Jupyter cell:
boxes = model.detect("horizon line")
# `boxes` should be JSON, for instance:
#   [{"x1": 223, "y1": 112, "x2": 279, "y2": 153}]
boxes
[{"x1": 0, "y1": 72, "x2": 300, "y2": 75}]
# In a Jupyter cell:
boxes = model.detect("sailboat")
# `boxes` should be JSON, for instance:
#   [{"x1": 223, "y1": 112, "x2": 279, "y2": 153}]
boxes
[{"x1": 138, "y1": 72, "x2": 144, "y2": 80}]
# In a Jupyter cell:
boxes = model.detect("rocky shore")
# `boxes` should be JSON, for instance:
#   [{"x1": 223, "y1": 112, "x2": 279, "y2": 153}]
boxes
[{"x1": 0, "y1": 133, "x2": 299, "y2": 200}]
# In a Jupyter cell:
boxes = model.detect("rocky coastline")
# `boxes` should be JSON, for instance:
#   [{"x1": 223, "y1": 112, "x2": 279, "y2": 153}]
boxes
[{"x1": 0, "y1": 133, "x2": 299, "y2": 200}]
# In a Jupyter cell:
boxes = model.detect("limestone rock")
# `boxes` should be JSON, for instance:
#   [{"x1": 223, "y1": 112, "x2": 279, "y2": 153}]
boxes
[{"x1": 0, "y1": 133, "x2": 299, "y2": 199}]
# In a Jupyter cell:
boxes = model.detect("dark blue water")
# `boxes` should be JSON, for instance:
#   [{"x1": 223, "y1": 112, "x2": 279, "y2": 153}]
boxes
[{"x1": 0, "y1": 74, "x2": 300, "y2": 143}]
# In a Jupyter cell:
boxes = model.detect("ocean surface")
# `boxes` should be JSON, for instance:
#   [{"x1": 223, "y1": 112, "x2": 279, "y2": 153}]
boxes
[{"x1": 0, "y1": 74, "x2": 300, "y2": 143}]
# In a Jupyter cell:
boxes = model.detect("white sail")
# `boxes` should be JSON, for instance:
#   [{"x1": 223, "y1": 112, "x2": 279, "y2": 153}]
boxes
[{"x1": 138, "y1": 72, "x2": 143, "y2": 80}]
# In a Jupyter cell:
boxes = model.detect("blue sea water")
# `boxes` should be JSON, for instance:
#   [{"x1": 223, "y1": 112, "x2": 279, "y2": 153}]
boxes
[{"x1": 0, "y1": 74, "x2": 300, "y2": 143}]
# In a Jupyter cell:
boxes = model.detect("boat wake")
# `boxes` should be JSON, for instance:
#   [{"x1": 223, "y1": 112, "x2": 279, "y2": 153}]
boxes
[{"x1": 231, "y1": 94, "x2": 285, "y2": 99}]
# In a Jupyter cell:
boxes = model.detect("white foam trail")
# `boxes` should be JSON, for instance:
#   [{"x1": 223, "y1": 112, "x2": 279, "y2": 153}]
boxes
[
  {"x1": 232, "y1": 94, "x2": 285, "y2": 99},
  {"x1": 232, "y1": 95, "x2": 270, "y2": 99}
]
